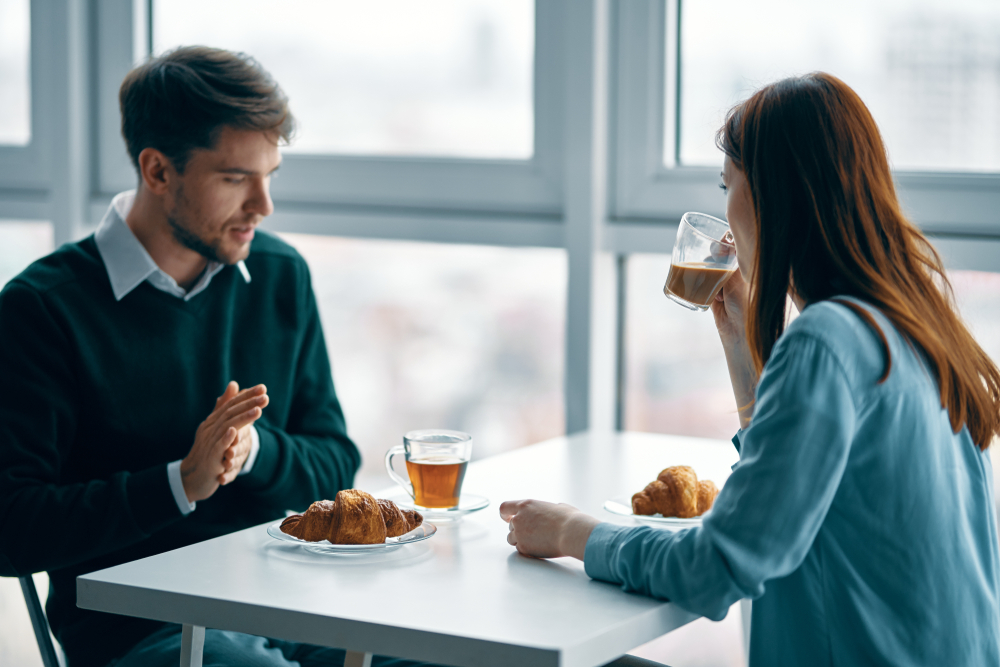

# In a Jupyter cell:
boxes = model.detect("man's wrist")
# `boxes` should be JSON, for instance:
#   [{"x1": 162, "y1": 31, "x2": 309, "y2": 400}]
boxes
[
  {"x1": 167, "y1": 459, "x2": 197, "y2": 515},
  {"x1": 238, "y1": 425, "x2": 261, "y2": 476}
]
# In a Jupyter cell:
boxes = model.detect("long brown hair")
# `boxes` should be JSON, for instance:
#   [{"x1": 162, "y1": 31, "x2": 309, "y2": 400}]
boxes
[{"x1": 716, "y1": 72, "x2": 1000, "y2": 449}]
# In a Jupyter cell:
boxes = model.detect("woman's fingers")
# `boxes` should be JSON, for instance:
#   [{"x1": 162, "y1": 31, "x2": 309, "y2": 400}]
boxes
[{"x1": 499, "y1": 499, "x2": 527, "y2": 522}]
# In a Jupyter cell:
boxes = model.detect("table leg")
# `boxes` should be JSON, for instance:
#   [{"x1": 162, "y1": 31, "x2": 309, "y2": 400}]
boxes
[
  {"x1": 344, "y1": 650, "x2": 373, "y2": 667},
  {"x1": 180, "y1": 624, "x2": 205, "y2": 667},
  {"x1": 740, "y1": 598, "x2": 752, "y2": 659}
]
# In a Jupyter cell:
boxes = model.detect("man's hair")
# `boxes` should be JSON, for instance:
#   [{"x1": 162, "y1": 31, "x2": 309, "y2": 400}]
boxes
[{"x1": 119, "y1": 46, "x2": 294, "y2": 174}]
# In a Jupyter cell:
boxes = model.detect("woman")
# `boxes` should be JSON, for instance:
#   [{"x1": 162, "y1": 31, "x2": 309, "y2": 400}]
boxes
[{"x1": 500, "y1": 73, "x2": 1000, "y2": 666}]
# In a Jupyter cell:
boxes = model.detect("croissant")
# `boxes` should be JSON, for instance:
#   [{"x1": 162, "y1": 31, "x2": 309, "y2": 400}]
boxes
[
  {"x1": 697, "y1": 479, "x2": 719, "y2": 515},
  {"x1": 280, "y1": 491, "x2": 423, "y2": 544},
  {"x1": 280, "y1": 500, "x2": 336, "y2": 541},
  {"x1": 631, "y1": 465, "x2": 717, "y2": 518}
]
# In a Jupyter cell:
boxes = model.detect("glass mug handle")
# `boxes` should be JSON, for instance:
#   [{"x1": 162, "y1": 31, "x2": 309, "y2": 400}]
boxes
[{"x1": 384, "y1": 446, "x2": 414, "y2": 500}]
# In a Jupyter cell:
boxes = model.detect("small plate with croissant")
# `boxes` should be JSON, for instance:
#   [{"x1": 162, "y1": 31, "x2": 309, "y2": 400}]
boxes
[
  {"x1": 270, "y1": 489, "x2": 436, "y2": 553},
  {"x1": 604, "y1": 465, "x2": 720, "y2": 528}
]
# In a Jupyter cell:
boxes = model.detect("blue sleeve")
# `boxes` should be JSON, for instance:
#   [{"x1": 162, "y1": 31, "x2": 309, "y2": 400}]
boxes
[{"x1": 584, "y1": 333, "x2": 857, "y2": 620}]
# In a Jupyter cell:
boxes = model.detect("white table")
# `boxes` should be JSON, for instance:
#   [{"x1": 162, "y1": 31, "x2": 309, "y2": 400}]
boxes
[{"x1": 77, "y1": 431, "x2": 739, "y2": 667}]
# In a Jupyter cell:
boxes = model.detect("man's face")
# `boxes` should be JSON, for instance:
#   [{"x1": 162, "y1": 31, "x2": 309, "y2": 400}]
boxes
[{"x1": 165, "y1": 126, "x2": 281, "y2": 265}]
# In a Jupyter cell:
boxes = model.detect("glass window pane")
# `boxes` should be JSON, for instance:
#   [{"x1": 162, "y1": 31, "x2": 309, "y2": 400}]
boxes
[
  {"x1": 279, "y1": 234, "x2": 564, "y2": 488},
  {"x1": 948, "y1": 269, "x2": 1000, "y2": 496},
  {"x1": 154, "y1": 0, "x2": 534, "y2": 159},
  {"x1": 624, "y1": 254, "x2": 740, "y2": 440},
  {"x1": 676, "y1": 0, "x2": 1000, "y2": 172},
  {"x1": 950, "y1": 270, "x2": 1000, "y2": 372},
  {"x1": 0, "y1": 0, "x2": 30, "y2": 145},
  {"x1": 0, "y1": 573, "x2": 51, "y2": 667},
  {"x1": 0, "y1": 221, "x2": 53, "y2": 288},
  {"x1": 625, "y1": 257, "x2": 1000, "y2": 449}
]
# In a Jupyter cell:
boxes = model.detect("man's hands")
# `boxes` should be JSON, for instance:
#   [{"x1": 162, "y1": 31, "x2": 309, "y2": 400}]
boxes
[
  {"x1": 500, "y1": 499, "x2": 600, "y2": 561},
  {"x1": 180, "y1": 381, "x2": 269, "y2": 503}
]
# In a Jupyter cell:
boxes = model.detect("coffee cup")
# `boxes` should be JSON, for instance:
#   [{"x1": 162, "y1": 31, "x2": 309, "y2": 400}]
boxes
[
  {"x1": 663, "y1": 212, "x2": 738, "y2": 310},
  {"x1": 385, "y1": 430, "x2": 472, "y2": 509}
]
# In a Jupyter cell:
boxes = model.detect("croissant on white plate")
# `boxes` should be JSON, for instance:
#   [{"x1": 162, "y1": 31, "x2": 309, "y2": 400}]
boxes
[
  {"x1": 631, "y1": 465, "x2": 718, "y2": 518},
  {"x1": 280, "y1": 489, "x2": 423, "y2": 544}
]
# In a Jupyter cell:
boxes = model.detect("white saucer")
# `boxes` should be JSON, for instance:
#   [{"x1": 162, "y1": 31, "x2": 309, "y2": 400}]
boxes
[
  {"x1": 382, "y1": 493, "x2": 490, "y2": 521},
  {"x1": 603, "y1": 495, "x2": 706, "y2": 528},
  {"x1": 266, "y1": 520, "x2": 437, "y2": 553}
]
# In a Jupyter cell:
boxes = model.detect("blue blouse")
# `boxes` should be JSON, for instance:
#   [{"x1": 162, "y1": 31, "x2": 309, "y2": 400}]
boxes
[{"x1": 585, "y1": 298, "x2": 1000, "y2": 666}]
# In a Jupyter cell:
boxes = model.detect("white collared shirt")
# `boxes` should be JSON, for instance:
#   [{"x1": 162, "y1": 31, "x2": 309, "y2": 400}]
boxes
[{"x1": 94, "y1": 191, "x2": 260, "y2": 516}]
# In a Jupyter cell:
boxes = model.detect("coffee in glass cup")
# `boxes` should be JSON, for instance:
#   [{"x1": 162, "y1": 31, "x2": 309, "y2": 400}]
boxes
[
  {"x1": 385, "y1": 430, "x2": 472, "y2": 509},
  {"x1": 663, "y1": 212, "x2": 738, "y2": 310}
]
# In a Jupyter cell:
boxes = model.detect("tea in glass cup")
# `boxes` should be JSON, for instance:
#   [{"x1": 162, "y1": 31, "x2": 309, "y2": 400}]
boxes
[
  {"x1": 663, "y1": 212, "x2": 738, "y2": 310},
  {"x1": 385, "y1": 430, "x2": 472, "y2": 509}
]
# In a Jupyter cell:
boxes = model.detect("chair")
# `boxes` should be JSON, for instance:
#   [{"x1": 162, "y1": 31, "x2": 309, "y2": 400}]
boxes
[{"x1": 18, "y1": 575, "x2": 63, "y2": 667}]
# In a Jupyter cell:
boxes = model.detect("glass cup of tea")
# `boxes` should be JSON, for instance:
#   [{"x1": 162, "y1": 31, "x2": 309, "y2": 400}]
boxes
[
  {"x1": 384, "y1": 430, "x2": 472, "y2": 509},
  {"x1": 663, "y1": 212, "x2": 738, "y2": 311}
]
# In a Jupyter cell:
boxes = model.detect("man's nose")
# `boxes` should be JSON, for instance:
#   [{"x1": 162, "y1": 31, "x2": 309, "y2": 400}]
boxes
[{"x1": 246, "y1": 177, "x2": 274, "y2": 218}]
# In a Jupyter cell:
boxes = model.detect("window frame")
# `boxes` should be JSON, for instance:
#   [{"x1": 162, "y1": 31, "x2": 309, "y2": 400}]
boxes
[
  {"x1": 4, "y1": 0, "x2": 996, "y2": 441},
  {"x1": 95, "y1": 0, "x2": 566, "y2": 222},
  {"x1": 609, "y1": 0, "x2": 1000, "y2": 249},
  {"x1": 0, "y1": 0, "x2": 54, "y2": 210}
]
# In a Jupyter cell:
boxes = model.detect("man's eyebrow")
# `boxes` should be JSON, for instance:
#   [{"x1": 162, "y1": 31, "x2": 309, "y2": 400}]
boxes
[{"x1": 218, "y1": 164, "x2": 282, "y2": 176}]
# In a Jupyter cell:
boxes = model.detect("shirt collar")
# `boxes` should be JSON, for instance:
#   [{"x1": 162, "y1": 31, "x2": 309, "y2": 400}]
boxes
[{"x1": 94, "y1": 191, "x2": 251, "y2": 302}]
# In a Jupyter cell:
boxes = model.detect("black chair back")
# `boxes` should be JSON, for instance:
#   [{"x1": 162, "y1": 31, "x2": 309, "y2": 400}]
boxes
[{"x1": 18, "y1": 576, "x2": 61, "y2": 667}]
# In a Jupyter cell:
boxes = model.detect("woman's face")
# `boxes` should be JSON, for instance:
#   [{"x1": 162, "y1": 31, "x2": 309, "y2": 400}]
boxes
[{"x1": 722, "y1": 155, "x2": 757, "y2": 281}]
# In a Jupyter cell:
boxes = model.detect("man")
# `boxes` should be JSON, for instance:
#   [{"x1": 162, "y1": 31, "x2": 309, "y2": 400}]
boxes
[{"x1": 0, "y1": 47, "x2": 418, "y2": 667}]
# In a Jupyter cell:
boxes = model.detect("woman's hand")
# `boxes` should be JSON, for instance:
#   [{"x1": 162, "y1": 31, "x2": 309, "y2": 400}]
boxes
[
  {"x1": 711, "y1": 269, "x2": 759, "y2": 429},
  {"x1": 499, "y1": 500, "x2": 600, "y2": 560}
]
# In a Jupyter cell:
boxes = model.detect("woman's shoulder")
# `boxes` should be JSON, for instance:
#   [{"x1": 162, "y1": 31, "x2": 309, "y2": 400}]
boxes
[
  {"x1": 788, "y1": 297, "x2": 874, "y2": 338},
  {"x1": 778, "y1": 297, "x2": 895, "y2": 385}
]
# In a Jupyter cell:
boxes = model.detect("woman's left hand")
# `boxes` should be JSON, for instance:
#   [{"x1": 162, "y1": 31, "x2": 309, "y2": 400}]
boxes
[{"x1": 499, "y1": 499, "x2": 600, "y2": 560}]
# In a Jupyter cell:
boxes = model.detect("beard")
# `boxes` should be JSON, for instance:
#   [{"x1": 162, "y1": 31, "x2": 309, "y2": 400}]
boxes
[
  {"x1": 166, "y1": 183, "x2": 229, "y2": 264},
  {"x1": 167, "y1": 215, "x2": 225, "y2": 263}
]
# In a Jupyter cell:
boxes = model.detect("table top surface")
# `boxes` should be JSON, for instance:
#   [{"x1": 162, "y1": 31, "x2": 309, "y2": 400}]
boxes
[{"x1": 77, "y1": 431, "x2": 738, "y2": 667}]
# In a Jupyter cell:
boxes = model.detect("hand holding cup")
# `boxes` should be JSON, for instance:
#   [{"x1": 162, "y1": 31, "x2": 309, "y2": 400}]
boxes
[{"x1": 663, "y1": 212, "x2": 739, "y2": 311}]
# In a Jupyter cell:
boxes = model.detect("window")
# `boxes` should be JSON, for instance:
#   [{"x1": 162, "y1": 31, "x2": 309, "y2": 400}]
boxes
[
  {"x1": 0, "y1": 573, "x2": 52, "y2": 667},
  {"x1": 677, "y1": 0, "x2": 1000, "y2": 171},
  {"x1": 279, "y1": 234, "x2": 565, "y2": 487},
  {"x1": 0, "y1": 221, "x2": 53, "y2": 288},
  {"x1": 950, "y1": 270, "x2": 1000, "y2": 368},
  {"x1": 623, "y1": 253, "x2": 740, "y2": 441},
  {"x1": 0, "y1": 0, "x2": 30, "y2": 145},
  {"x1": 153, "y1": 0, "x2": 534, "y2": 159},
  {"x1": 625, "y1": 258, "x2": 1000, "y2": 444}
]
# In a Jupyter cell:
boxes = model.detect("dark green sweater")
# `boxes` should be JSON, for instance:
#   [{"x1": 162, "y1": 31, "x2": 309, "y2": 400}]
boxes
[{"x1": 0, "y1": 231, "x2": 360, "y2": 667}]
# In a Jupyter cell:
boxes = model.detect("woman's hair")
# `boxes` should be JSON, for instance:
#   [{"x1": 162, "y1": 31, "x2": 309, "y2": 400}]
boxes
[{"x1": 716, "y1": 72, "x2": 1000, "y2": 449}]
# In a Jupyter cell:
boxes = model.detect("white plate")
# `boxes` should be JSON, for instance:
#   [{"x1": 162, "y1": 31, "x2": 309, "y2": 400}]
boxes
[
  {"x1": 603, "y1": 495, "x2": 706, "y2": 528},
  {"x1": 267, "y1": 520, "x2": 437, "y2": 553},
  {"x1": 380, "y1": 493, "x2": 490, "y2": 520}
]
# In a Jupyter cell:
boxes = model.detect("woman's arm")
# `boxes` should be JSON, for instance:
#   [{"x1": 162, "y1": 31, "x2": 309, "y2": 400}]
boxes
[
  {"x1": 500, "y1": 500, "x2": 599, "y2": 559},
  {"x1": 502, "y1": 332, "x2": 857, "y2": 621},
  {"x1": 711, "y1": 269, "x2": 758, "y2": 429}
]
